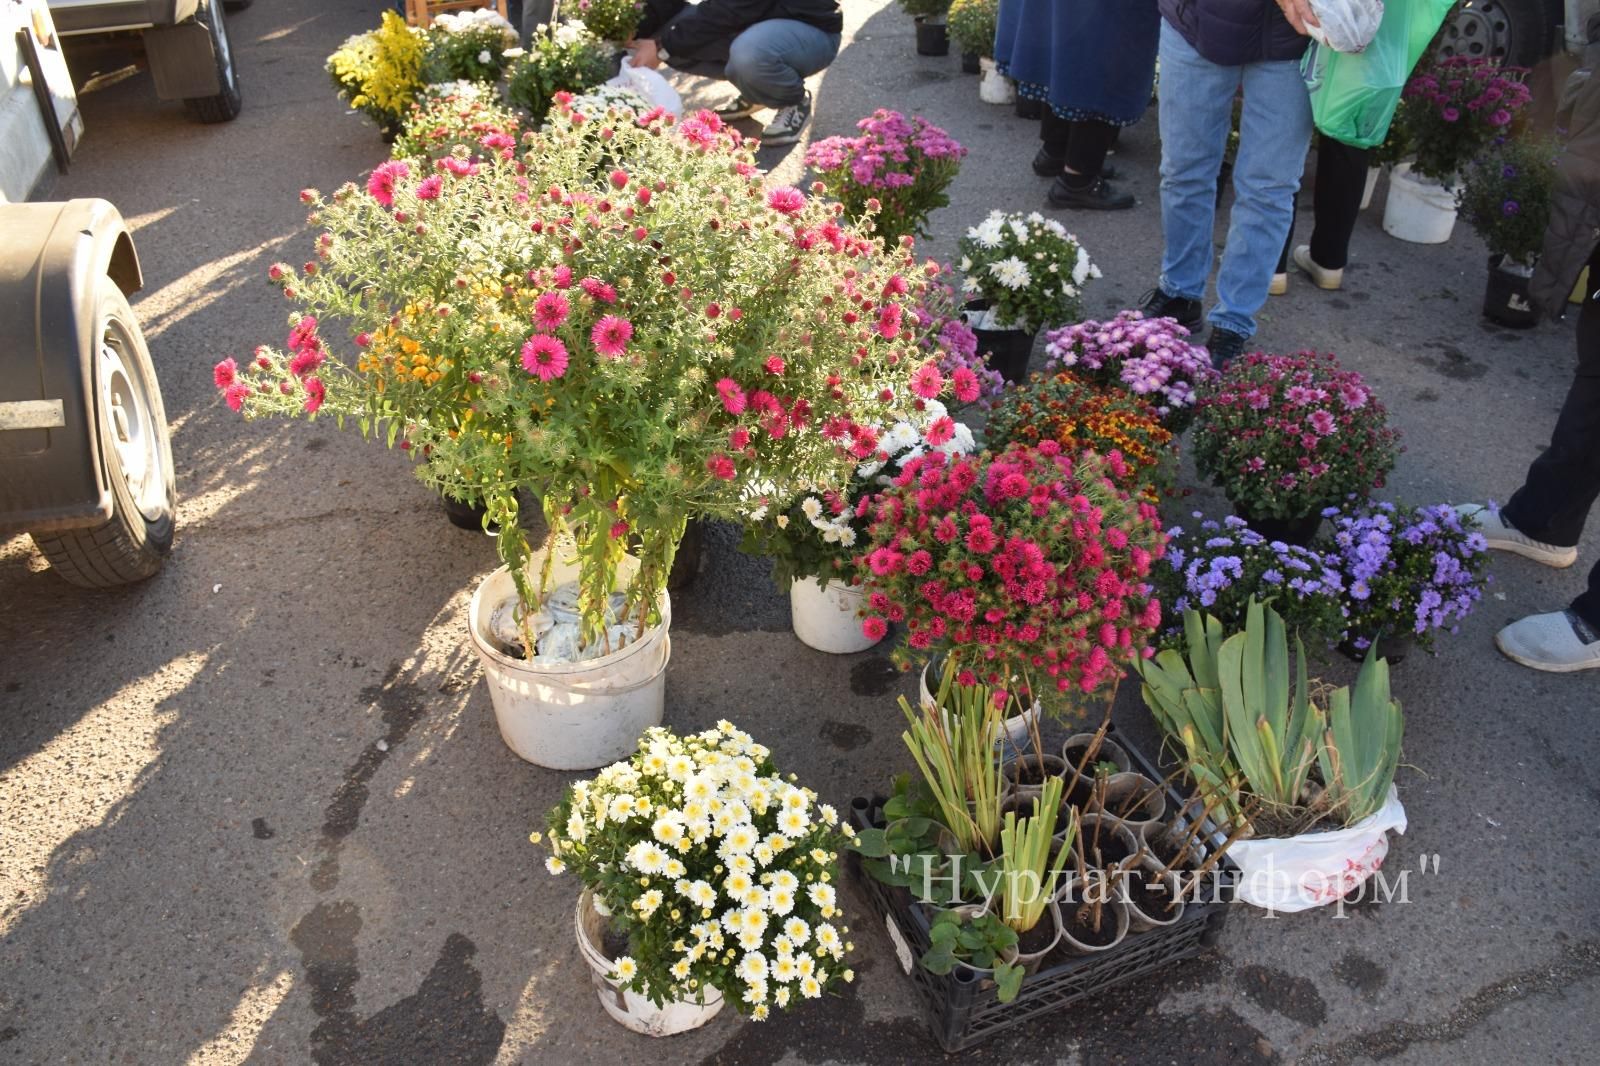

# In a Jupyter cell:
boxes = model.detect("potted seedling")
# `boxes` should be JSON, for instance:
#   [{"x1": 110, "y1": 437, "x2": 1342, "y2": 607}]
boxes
[
  {"x1": 921, "y1": 908, "x2": 1024, "y2": 1002},
  {"x1": 993, "y1": 777, "x2": 1077, "y2": 973}
]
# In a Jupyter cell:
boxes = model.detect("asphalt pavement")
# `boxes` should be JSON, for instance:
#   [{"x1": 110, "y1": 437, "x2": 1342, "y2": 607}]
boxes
[{"x1": 3, "y1": 2, "x2": 1598, "y2": 1064}]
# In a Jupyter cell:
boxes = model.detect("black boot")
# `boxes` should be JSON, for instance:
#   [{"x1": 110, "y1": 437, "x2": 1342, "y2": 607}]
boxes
[
  {"x1": 1047, "y1": 175, "x2": 1135, "y2": 211},
  {"x1": 1138, "y1": 288, "x2": 1203, "y2": 332},
  {"x1": 1204, "y1": 326, "x2": 1248, "y2": 371},
  {"x1": 1032, "y1": 147, "x2": 1120, "y2": 181}
]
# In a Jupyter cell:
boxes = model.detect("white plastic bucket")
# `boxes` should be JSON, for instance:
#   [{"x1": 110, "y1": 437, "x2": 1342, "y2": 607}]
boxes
[
  {"x1": 575, "y1": 889, "x2": 724, "y2": 1036},
  {"x1": 468, "y1": 555, "x2": 669, "y2": 771},
  {"x1": 790, "y1": 577, "x2": 876, "y2": 654},
  {"x1": 1382, "y1": 162, "x2": 1458, "y2": 244},
  {"x1": 918, "y1": 660, "x2": 1040, "y2": 748},
  {"x1": 978, "y1": 58, "x2": 1016, "y2": 105},
  {"x1": 1360, "y1": 165, "x2": 1381, "y2": 211}
]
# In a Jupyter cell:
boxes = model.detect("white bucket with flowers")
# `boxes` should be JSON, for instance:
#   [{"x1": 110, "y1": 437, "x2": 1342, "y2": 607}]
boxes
[{"x1": 537, "y1": 724, "x2": 856, "y2": 1033}]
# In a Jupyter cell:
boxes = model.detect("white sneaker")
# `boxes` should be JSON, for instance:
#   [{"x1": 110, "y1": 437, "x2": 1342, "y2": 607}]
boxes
[
  {"x1": 1268, "y1": 272, "x2": 1288, "y2": 296},
  {"x1": 1292, "y1": 245, "x2": 1344, "y2": 290},
  {"x1": 715, "y1": 95, "x2": 761, "y2": 121},
  {"x1": 1495, "y1": 610, "x2": 1600, "y2": 672},
  {"x1": 1455, "y1": 503, "x2": 1578, "y2": 568},
  {"x1": 759, "y1": 90, "x2": 810, "y2": 146}
]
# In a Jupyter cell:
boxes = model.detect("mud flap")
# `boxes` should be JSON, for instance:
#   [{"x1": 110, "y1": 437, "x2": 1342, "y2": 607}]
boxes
[{"x1": 143, "y1": 19, "x2": 219, "y2": 100}]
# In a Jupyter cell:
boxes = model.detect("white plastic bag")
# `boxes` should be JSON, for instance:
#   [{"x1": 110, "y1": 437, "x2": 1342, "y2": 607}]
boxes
[
  {"x1": 1227, "y1": 785, "x2": 1407, "y2": 913},
  {"x1": 1306, "y1": 0, "x2": 1386, "y2": 54},
  {"x1": 609, "y1": 61, "x2": 683, "y2": 118}
]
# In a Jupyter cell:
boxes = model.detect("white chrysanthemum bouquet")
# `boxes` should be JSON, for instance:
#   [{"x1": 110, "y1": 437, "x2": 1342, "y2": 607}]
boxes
[
  {"x1": 538, "y1": 723, "x2": 856, "y2": 1018},
  {"x1": 956, "y1": 210, "x2": 1100, "y2": 334}
]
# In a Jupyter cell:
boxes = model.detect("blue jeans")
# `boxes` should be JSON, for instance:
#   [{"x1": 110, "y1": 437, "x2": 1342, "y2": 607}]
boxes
[
  {"x1": 1156, "y1": 22, "x2": 1312, "y2": 338},
  {"x1": 670, "y1": 20, "x2": 840, "y2": 108}
]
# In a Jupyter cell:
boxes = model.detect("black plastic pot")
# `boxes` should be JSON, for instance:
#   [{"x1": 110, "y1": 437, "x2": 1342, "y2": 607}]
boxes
[
  {"x1": 961, "y1": 50, "x2": 981, "y2": 74},
  {"x1": 668, "y1": 518, "x2": 705, "y2": 593},
  {"x1": 915, "y1": 17, "x2": 950, "y2": 56},
  {"x1": 441, "y1": 493, "x2": 490, "y2": 531},
  {"x1": 1232, "y1": 507, "x2": 1322, "y2": 547},
  {"x1": 963, "y1": 300, "x2": 1034, "y2": 384},
  {"x1": 1338, "y1": 631, "x2": 1416, "y2": 665},
  {"x1": 1483, "y1": 254, "x2": 1539, "y2": 329},
  {"x1": 1015, "y1": 96, "x2": 1043, "y2": 120}
]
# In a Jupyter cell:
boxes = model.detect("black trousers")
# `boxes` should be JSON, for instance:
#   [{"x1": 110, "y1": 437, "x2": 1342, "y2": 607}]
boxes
[
  {"x1": 1277, "y1": 135, "x2": 1371, "y2": 272},
  {"x1": 1503, "y1": 257, "x2": 1600, "y2": 627},
  {"x1": 1040, "y1": 110, "x2": 1119, "y2": 179}
]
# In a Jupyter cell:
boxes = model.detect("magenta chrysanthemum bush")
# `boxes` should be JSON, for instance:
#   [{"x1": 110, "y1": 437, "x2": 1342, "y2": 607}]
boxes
[
  {"x1": 1192, "y1": 351, "x2": 1402, "y2": 522},
  {"x1": 856, "y1": 443, "x2": 1165, "y2": 710},
  {"x1": 1399, "y1": 55, "x2": 1533, "y2": 181},
  {"x1": 215, "y1": 102, "x2": 955, "y2": 640},
  {"x1": 805, "y1": 109, "x2": 966, "y2": 246}
]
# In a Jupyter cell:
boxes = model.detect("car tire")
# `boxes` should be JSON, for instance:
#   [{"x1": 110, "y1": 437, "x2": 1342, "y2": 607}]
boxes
[
  {"x1": 31, "y1": 278, "x2": 176, "y2": 588},
  {"x1": 223, "y1": 0, "x2": 253, "y2": 9},
  {"x1": 184, "y1": 0, "x2": 242, "y2": 124},
  {"x1": 1435, "y1": 0, "x2": 1559, "y2": 70}
]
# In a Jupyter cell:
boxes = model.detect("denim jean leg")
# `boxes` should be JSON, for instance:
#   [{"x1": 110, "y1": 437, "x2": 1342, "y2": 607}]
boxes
[
  {"x1": 1157, "y1": 22, "x2": 1239, "y2": 302},
  {"x1": 1210, "y1": 55, "x2": 1313, "y2": 338},
  {"x1": 724, "y1": 20, "x2": 841, "y2": 108}
]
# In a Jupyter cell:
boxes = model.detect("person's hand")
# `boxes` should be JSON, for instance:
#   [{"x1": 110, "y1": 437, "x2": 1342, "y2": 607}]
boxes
[
  {"x1": 629, "y1": 38, "x2": 662, "y2": 69},
  {"x1": 1276, "y1": 0, "x2": 1321, "y2": 35}
]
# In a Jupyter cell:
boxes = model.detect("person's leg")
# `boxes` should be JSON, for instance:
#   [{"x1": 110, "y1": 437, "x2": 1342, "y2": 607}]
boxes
[
  {"x1": 1307, "y1": 136, "x2": 1370, "y2": 270},
  {"x1": 1208, "y1": 56, "x2": 1313, "y2": 338},
  {"x1": 1502, "y1": 274, "x2": 1600, "y2": 547},
  {"x1": 1156, "y1": 21, "x2": 1239, "y2": 302},
  {"x1": 1040, "y1": 108, "x2": 1070, "y2": 157},
  {"x1": 723, "y1": 19, "x2": 839, "y2": 108},
  {"x1": 1062, "y1": 119, "x2": 1119, "y2": 183},
  {"x1": 1570, "y1": 559, "x2": 1600, "y2": 629}
]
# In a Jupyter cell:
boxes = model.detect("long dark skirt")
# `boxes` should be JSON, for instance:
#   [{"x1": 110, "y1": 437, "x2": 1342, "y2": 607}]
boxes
[{"x1": 994, "y1": 0, "x2": 1161, "y2": 126}]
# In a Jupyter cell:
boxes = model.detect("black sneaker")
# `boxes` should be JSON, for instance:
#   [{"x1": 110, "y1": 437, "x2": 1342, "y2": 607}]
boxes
[
  {"x1": 1138, "y1": 288, "x2": 1203, "y2": 332},
  {"x1": 1204, "y1": 326, "x2": 1248, "y2": 370},
  {"x1": 1047, "y1": 175, "x2": 1134, "y2": 211},
  {"x1": 759, "y1": 90, "x2": 810, "y2": 146},
  {"x1": 1031, "y1": 148, "x2": 1119, "y2": 180}
]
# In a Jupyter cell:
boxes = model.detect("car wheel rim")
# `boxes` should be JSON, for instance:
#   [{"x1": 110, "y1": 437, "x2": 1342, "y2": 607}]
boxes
[
  {"x1": 99, "y1": 318, "x2": 165, "y2": 523},
  {"x1": 1439, "y1": 1, "x2": 1513, "y2": 60}
]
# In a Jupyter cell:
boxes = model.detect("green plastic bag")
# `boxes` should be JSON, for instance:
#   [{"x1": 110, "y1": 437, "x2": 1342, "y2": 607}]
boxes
[{"x1": 1302, "y1": 0, "x2": 1457, "y2": 148}]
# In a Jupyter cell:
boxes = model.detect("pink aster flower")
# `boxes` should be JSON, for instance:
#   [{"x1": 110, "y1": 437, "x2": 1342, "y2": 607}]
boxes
[
  {"x1": 591, "y1": 315, "x2": 633, "y2": 358},
  {"x1": 766, "y1": 186, "x2": 805, "y2": 215},
  {"x1": 303, "y1": 376, "x2": 325, "y2": 414},
  {"x1": 910, "y1": 361, "x2": 944, "y2": 400},
  {"x1": 925, "y1": 416, "x2": 955, "y2": 446},
  {"x1": 579, "y1": 277, "x2": 617, "y2": 304},
  {"x1": 213, "y1": 357, "x2": 237, "y2": 389},
  {"x1": 861, "y1": 616, "x2": 888, "y2": 640},
  {"x1": 415, "y1": 175, "x2": 444, "y2": 201},
  {"x1": 706, "y1": 453, "x2": 736, "y2": 480},
  {"x1": 951, "y1": 367, "x2": 980, "y2": 404},
  {"x1": 716, "y1": 377, "x2": 747, "y2": 414},
  {"x1": 1309, "y1": 409, "x2": 1337, "y2": 436},
  {"x1": 366, "y1": 160, "x2": 411, "y2": 207},
  {"x1": 520, "y1": 334, "x2": 570, "y2": 381},
  {"x1": 532, "y1": 291, "x2": 570, "y2": 331},
  {"x1": 223, "y1": 382, "x2": 252, "y2": 412}
]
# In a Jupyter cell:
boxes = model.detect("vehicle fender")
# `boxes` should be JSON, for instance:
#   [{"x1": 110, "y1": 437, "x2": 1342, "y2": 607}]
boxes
[{"x1": 0, "y1": 198, "x2": 144, "y2": 534}]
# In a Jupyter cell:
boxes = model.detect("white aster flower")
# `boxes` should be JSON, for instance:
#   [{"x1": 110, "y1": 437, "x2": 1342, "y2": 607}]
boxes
[
  {"x1": 800, "y1": 497, "x2": 823, "y2": 522},
  {"x1": 544, "y1": 856, "x2": 566, "y2": 875},
  {"x1": 990, "y1": 257, "x2": 1032, "y2": 291}
]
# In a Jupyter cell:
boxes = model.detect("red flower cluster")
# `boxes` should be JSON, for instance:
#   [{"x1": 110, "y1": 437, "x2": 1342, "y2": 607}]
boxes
[{"x1": 856, "y1": 443, "x2": 1164, "y2": 705}]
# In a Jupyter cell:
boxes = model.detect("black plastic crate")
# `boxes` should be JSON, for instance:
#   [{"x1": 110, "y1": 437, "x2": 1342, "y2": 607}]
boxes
[{"x1": 846, "y1": 728, "x2": 1233, "y2": 1053}]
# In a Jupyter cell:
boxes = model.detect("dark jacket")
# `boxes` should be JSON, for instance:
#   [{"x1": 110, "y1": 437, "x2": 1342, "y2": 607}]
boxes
[
  {"x1": 1531, "y1": 31, "x2": 1600, "y2": 318},
  {"x1": 637, "y1": 0, "x2": 843, "y2": 63},
  {"x1": 1157, "y1": 0, "x2": 1306, "y2": 67}
]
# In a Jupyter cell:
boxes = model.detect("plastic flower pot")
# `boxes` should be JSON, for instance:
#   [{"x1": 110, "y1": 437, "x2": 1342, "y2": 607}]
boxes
[
  {"x1": 1483, "y1": 254, "x2": 1539, "y2": 329},
  {"x1": 1060, "y1": 733, "x2": 1131, "y2": 784},
  {"x1": 1072, "y1": 814, "x2": 1141, "y2": 871},
  {"x1": 977, "y1": 57, "x2": 1015, "y2": 105},
  {"x1": 1337, "y1": 630, "x2": 1416, "y2": 666},
  {"x1": 467, "y1": 552, "x2": 669, "y2": 770},
  {"x1": 440, "y1": 492, "x2": 489, "y2": 530},
  {"x1": 575, "y1": 889, "x2": 725, "y2": 1035},
  {"x1": 1053, "y1": 874, "x2": 1131, "y2": 956},
  {"x1": 790, "y1": 576, "x2": 878, "y2": 654},
  {"x1": 962, "y1": 300, "x2": 1034, "y2": 384},
  {"x1": 962, "y1": 51, "x2": 981, "y2": 74},
  {"x1": 919, "y1": 659, "x2": 1040, "y2": 748},
  {"x1": 1232, "y1": 507, "x2": 1323, "y2": 547},
  {"x1": 914, "y1": 16, "x2": 950, "y2": 56},
  {"x1": 998, "y1": 900, "x2": 1064, "y2": 974},
  {"x1": 1382, "y1": 162, "x2": 1458, "y2": 244},
  {"x1": 1001, "y1": 753, "x2": 1068, "y2": 800},
  {"x1": 1121, "y1": 854, "x2": 1187, "y2": 933},
  {"x1": 1091, "y1": 772, "x2": 1167, "y2": 836}
]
